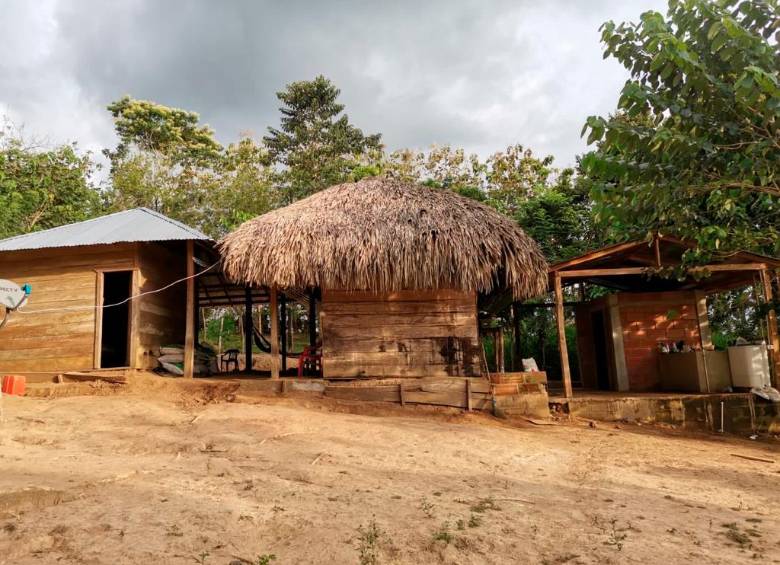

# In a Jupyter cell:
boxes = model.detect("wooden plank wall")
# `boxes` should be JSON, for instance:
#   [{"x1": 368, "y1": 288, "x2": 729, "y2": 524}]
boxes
[
  {"x1": 0, "y1": 244, "x2": 135, "y2": 376},
  {"x1": 320, "y1": 289, "x2": 481, "y2": 379},
  {"x1": 134, "y1": 242, "x2": 188, "y2": 369}
]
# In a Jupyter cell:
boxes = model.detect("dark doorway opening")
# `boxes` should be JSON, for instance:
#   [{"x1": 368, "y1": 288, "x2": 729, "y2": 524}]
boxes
[
  {"x1": 100, "y1": 271, "x2": 133, "y2": 368},
  {"x1": 591, "y1": 310, "x2": 611, "y2": 390}
]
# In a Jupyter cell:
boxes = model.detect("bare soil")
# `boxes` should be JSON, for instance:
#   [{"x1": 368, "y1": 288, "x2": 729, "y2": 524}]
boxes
[{"x1": 1, "y1": 378, "x2": 779, "y2": 565}]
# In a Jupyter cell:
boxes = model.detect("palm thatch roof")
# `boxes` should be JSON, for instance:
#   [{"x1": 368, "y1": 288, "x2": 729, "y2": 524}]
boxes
[{"x1": 219, "y1": 178, "x2": 548, "y2": 300}]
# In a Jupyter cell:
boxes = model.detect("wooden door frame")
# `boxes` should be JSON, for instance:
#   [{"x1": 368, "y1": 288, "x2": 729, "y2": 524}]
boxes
[{"x1": 93, "y1": 266, "x2": 138, "y2": 370}]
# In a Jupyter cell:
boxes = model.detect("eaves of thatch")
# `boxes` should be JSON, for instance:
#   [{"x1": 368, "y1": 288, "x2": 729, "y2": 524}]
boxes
[{"x1": 219, "y1": 178, "x2": 548, "y2": 300}]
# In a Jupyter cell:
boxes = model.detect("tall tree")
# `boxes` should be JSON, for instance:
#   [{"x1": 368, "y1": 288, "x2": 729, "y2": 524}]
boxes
[
  {"x1": 106, "y1": 96, "x2": 222, "y2": 166},
  {"x1": 0, "y1": 120, "x2": 99, "y2": 238},
  {"x1": 582, "y1": 0, "x2": 779, "y2": 258},
  {"x1": 264, "y1": 76, "x2": 382, "y2": 203},
  {"x1": 201, "y1": 136, "x2": 276, "y2": 237},
  {"x1": 104, "y1": 97, "x2": 224, "y2": 233}
]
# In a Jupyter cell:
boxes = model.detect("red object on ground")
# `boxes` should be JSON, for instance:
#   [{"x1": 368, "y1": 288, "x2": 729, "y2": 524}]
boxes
[
  {"x1": 2, "y1": 374, "x2": 26, "y2": 396},
  {"x1": 297, "y1": 346, "x2": 322, "y2": 378}
]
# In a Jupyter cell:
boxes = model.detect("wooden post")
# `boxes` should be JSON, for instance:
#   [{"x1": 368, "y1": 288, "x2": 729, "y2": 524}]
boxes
[
  {"x1": 270, "y1": 287, "x2": 280, "y2": 380},
  {"x1": 466, "y1": 378, "x2": 473, "y2": 412},
  {"x1": 761, "y1": 270, "x2": 779, "y2": 387},
  {"x1": 280, "y1": 293, "x2": 288, "y2": 373},
  {"x1": 244, "y1": 286, "x2": 253, "y2": 373},
  {"x1": 309, "y1": 289, "x2": 317, "y2": 347},
  {"x1": 512, "y1": 302, "x2": 521, "y2": 371},
  {"x1": 554, "y1": 273, "x2": 573, "y2": 398},
  {"x1": 398, "y1": 383, "x2": 405, "y2": 406},
  {"x1": 183, "y1": 240, "x2": 195, "y2": 379},
  {"x1": 496, "y1": 328, "x2": 505, "y2": 373}
]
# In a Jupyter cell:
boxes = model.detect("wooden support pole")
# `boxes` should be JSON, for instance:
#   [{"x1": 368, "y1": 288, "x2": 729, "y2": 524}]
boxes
[
  {"x1": 280, "y1": 293, "x2": 288, "y2": 373},
  {"x1": 466, "y1": 378, "x2": 473, "y2": 412},
  {"x1": 512, "y1": 302, "x2": 521, "y2": 371},
  {"x1": 398, "y1": 383, "x2": 405, "y2": 406},
  {"x1": 244, "y1": 286, "x2": 253, "y2": 373},
  {"x1": 554, "y1": 273, "x2": 573, "y2": 398},
  {"x1": 761, "y1": 270, "x2": 779, "y2": 387},
  {"x1": 270, "y1": 287, "x2": 280, "y2": 380},
  {"x1": 308, "y1": 289, "x2": 317, "y2": 348},
  {"x1": 183, "y1": 240, "x2": 195, "y2": 379},
  {"x1": 496, "y1": 328, "x2": 505, "y2": 373}
]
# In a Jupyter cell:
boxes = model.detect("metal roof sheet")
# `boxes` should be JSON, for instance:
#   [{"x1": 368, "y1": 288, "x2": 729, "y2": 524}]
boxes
[{"x1": 0, "y1": 208, "x2": 211, "y2": 252}]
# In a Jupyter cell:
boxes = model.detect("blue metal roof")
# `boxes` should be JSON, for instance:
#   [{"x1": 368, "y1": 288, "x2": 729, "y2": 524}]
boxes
[{"x1": 0, "y1": 208, "x2": 211, "y2": 251}]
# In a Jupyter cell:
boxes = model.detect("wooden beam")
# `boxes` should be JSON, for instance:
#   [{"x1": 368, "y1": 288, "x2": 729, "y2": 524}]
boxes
[
  {"x1": 512, "y1": 302, "x2": 521, "y2": 371},
  {"x1": 269, "y1": 286, "x2": 280, "y2": 380},
  {"x1": 183, "y1": 240, "x2": 195, "y2": 379},
  {"x1": 550, "y1": 240, "x2": 643, "y2": 272},
  {"x1": 558, "y1": 263, "x2": 767, "y2": 280},
  {"x1": 761, "y1": 270, "x2": 779, "y2": 388},
  {"x1": 554, "y1": 274, "x2": 573, "y2": 398},
  {"x1": 309, "y1": 289, "x2": 317, "y2": 348},
  {"x1": 244, "y1": 286, "x2": 253, "y2": 372},
  {"x1": 559, "y1": 267, "x2": 648, "y2": 278},
  {"x1": 280, "y1": 293, "x2": 287, "y2": 373}
]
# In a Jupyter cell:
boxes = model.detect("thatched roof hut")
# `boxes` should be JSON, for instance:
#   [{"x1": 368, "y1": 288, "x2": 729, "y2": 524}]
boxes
[
  {"x1": 220, "y1": 178, "x2": 548, "y2": 380},
  {"x1": 220, "y1": 178, "x2": 548, "y2": 300}
]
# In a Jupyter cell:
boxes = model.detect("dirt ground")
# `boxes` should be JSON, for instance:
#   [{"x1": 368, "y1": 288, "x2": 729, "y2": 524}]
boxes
[{"x1": 1, "y1": 379, "x2": 779, "y2": 565}]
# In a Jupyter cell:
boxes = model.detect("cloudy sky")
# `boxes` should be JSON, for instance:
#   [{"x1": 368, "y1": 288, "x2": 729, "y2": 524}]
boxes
[{"x1": 1, "y1": 0, "x2": 665, "y2": 168}]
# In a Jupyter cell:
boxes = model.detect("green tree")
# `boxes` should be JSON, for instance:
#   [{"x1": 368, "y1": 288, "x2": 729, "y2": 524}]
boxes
[
  {"x1": 264, "y1": 76, "x2": 382, "y2": 203},
  {"x1": 202, "y1": 136, "x2": 276, "y2": 236},
  {"x1": 385, "y1": 143, "x2": 597, "y2": 262},
  {"x1": 512, "y1": 168, "x2": 596, "y2": 263},
  {"x1": 0, "y1": 121, "x2": 99, "y2": 238},
  {"x1": 104, "y1": 97, "x2": 228, "y2": 234},
  {"x1": 106, "y1": 96, "x2": 222, "y2": 166},
  {"x1": 485, "y1": 145, "x2": 555, "y2": 216},
  {"x1": 582, "y1": 0, "x2": 780, "y2": 258}
]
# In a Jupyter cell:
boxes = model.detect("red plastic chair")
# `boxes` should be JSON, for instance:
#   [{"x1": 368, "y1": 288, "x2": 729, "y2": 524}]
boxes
[{"x1": 297, "y1": 345, "x2": 322, "y2": 378}]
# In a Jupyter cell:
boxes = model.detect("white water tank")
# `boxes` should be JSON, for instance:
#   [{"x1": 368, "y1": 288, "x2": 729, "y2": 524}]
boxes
[{"x1": 727, "y1": 344, "x2": 770, "y2": 388}]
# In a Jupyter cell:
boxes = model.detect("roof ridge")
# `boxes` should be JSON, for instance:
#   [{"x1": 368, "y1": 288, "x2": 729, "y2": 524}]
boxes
[{"x1": 136, "y1": 207, "x2": 210, "y2": 239}]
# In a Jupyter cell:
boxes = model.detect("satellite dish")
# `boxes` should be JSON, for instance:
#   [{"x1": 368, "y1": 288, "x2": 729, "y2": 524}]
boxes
[{"x1": 0, "y1": 279, "x2": 28, "y2": 310}]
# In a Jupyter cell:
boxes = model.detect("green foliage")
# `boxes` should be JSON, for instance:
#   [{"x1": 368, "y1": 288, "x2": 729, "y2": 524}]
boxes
[
  {"x1": 0, "y1": 122, "x2": 99, "y2": 239},
  {"x1": 264, "y1": 75, "x2": 383, "y2": 203},
  {"x1": 104, "y1": 96, "x2": 275, "y2": 238},
  {"x1": 106, "y1": 95, "x2": 222, "y2": 166},
  {"x1": 200, "y1": 137, "x2": 276, "y2": 236},
  {"x1": 583, "y1": 0, "x2": 780, "y2": 257},
  {"x1": 385, "y1": 144, "x2": 599, "y2": 263}
]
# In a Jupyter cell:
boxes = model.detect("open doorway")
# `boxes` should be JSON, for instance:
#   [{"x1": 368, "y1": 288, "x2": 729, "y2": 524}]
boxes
[
  {"x1": 100, "y1": 271, "x2": 133, "y2": 368},
  {"x1": 590, "y1": 309, "x2": 612, "y2": 390}
]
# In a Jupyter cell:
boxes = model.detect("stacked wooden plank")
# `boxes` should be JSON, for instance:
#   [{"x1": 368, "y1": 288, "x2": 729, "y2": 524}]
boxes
[{"x1": 320, "y1": 290, "x2": 482, "y2": 379}]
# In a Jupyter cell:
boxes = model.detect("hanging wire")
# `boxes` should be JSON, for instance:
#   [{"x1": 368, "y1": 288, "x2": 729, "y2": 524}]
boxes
[{"x1": 14, "y1": 260, "x2": 220, "y2": 316}]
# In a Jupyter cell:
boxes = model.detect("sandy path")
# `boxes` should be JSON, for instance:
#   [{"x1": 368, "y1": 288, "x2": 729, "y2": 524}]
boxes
[{"x1": 0, "y1": 388, "x2": 778, "y2": 564}]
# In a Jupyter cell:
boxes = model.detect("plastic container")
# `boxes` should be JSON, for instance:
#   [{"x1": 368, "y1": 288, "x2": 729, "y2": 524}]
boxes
[
  {"x1": 727, "y1": 344, "x2": 770, "y2": 388},
  {"x1": 1, "y1": 374, "x2": 26, "y2": 396}
]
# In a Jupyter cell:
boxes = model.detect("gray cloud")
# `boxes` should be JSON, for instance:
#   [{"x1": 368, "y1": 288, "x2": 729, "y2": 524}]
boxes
[{"x1": 0, "y1": 0, "x2": 666, "y2": 167}]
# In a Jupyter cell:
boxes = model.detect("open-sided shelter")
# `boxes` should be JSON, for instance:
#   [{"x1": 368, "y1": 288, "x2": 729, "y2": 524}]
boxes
[
  {"x1": 0, "y1": 208, "x2": 215, "y2": 380},
  {"x1": 548, "y1": 236, "x2": 780, "y2": 398},
  {"x1": 220, "y1": 178, "x2": 549, "y2": 380}
]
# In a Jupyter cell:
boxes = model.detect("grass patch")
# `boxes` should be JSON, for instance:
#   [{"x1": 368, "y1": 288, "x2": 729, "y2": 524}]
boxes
[{"x1": 356, "y1": 519, "x2": 384, "y2": 565}]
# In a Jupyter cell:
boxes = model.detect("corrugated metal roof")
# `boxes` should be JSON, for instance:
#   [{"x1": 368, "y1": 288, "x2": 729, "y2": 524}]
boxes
[{"x1": 0, "y1": 208, "x2": 211, "y2": 252}]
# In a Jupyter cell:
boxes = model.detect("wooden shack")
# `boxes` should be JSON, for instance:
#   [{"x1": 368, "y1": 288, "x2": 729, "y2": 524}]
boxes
[
  {"x1": 548, "y1": 236, "x2": 780, "y2": 397},
  {"x1": 219, "y1": 178, "x2": 549, "y2": 380},
  {"x1": 0, "y1": 208, "x2": 211, "y2": 381}
]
